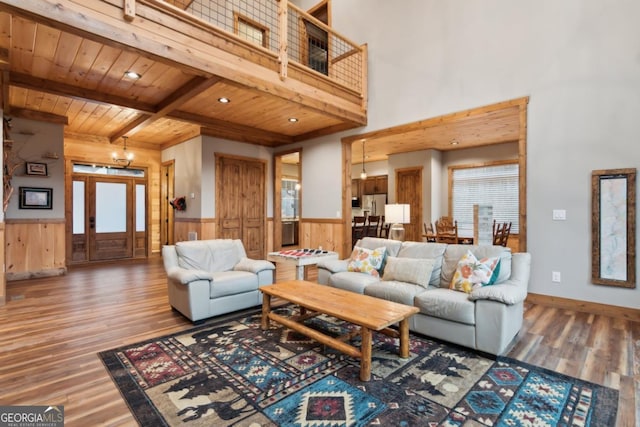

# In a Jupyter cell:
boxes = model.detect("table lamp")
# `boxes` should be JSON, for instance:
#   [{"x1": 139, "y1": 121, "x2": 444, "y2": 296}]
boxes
[{"x1": 385, "y1": 204, "x2": 411, "y2": 241}]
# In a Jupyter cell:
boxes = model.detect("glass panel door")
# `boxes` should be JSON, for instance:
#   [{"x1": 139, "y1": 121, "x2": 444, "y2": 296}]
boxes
[{"x1": 89, "y1": 177, "x2": 133, "y2": 261}]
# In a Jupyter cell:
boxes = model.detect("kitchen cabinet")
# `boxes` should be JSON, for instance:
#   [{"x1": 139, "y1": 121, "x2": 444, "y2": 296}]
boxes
[{"x1": 363, "y1": 175, "x2": 387, "y2": 195}]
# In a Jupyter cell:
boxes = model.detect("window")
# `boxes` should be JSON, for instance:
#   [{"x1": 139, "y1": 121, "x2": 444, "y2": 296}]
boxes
[
  {"x1": 73, "y1": 163, "x2": 145, "y2": 177},
  {"x1": 281, "y1": 179, "x2": 300, "y2": 219},
  {"x1": 450, "y1": 162, "x2": 519, "y2": 236},
  {"x1": 234, "y1": 13, "x2": 269, "y2": 48}
]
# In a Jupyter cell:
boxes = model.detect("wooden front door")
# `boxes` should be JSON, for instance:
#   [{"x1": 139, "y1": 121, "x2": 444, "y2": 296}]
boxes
[
  {"x1": 396, "y1": 167, "x2": 423, "y2": 242},
  {"x1": 216, "y1": 155, "x2": 266, "y2": 259}
]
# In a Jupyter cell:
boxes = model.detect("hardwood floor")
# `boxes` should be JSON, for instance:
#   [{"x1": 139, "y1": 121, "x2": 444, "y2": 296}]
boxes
[{"x1": 0, "y1": 258, "x2": 636, "y2": 426}]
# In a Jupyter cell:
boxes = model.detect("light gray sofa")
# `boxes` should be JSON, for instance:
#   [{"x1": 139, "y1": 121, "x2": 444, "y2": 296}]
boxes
[
  {"x1": 162, "y1": 239, "x2": 275, "y2": 322},
  {"x1": 317, "y1": 237, "x2": 531, "y2": 355}
]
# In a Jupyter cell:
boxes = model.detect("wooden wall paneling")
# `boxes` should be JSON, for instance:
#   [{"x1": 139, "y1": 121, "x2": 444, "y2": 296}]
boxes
[
  {"x1": 0, "y1": 222, "x2": 5, "y2": 305},
  {"x1": 299, "y1": 219, "x2": 344, "y2": 256},
  {"x1": 5, "y1": 220, "x2": 66, "y2": 281},
  {"x1": 198, "y1": 218, "x2": 216, "y2": 240}
]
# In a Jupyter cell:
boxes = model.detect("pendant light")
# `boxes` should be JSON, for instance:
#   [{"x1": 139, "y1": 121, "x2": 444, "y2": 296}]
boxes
[{"x1": 360, "y1": 139, "x2": 367, "y2": 180}]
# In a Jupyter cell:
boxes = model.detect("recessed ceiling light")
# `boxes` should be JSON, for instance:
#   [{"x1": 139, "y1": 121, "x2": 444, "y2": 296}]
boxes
[
  {"x1": 450, "y1": 139, "x2": 460, "y2": 145},
  {"x1": 218, "y1": 97, "x2": 231, "y2": 104},
  {"x1": 124, "y1": 70, "x2": 141, "y2": 79},
  {"x1": 288, "y1": 117, "x2": 299, "y2": 123}
]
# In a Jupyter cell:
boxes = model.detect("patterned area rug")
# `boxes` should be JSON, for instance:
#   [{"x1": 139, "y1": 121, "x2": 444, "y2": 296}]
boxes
[{"x1": 99, "y1": 306, "x2": 618, "y2": 426}]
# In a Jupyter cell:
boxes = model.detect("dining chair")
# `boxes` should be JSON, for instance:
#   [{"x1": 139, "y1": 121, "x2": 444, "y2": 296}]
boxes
[
  {"x1": 423, "y1": 222, "x2": 436, "y2": 242},
  {"x1": 379, "y1": 216, "x2": 391, "y2": 238},
  {"x1": 435, "y1": 219, "x2": 459, "y2": 244},
  {"x1": 352, "y1": 216, "x2": 367, "y2": 246},
  {"x1": 493, "y1": 221, "x2": 512, "y2": 247},
  {"x1": 365, "y1": 215, "x2": 381, "y2": 237}
]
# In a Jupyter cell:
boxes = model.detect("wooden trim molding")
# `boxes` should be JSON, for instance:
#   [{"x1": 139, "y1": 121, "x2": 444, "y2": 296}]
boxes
[
  {"x1": 301, "y1": 218, "x2": 343, "y2": 224},
  {"x1": 174, "y1": 217, "x2": 216, "y2": 223},
  {"x1": 526, "y1": 292, "x2": 640, "y2": 323},
  {"x1": 5, "y1": 218, "x2": 66, "y2": 224}
]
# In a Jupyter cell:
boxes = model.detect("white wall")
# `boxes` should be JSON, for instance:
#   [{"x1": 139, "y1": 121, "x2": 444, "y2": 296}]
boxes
[
  {"x1": 5, "y1": 118, "x2": 65, "y2": 219},
  {"x1": 304, "y1": 0, "x2": 639, "y2": 309},
  {"x1": 162, "y1": 136, "x2": 203, "y2": 218}
]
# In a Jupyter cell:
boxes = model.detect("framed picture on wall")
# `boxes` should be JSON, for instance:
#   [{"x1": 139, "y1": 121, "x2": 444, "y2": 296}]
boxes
[
  {"x1": 19, "y1": 187, "x2": 53, "y2": 209},
  {"x1": 26, "y1": 162, "x2": 48, "y2": 176},
  {"x1": 591, "y1": 168, "x2": 636, "y2": 288}
]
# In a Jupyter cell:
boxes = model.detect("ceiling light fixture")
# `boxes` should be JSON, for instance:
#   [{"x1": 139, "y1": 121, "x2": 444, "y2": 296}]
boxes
[
  {"x1": 288, "y1": 117, "x2": 298, "y2": 123},
  {"x1": 218, "y1": 97, "x2": 231, "y2": 104},
  {"x1": 112, "y1": 136, "x2": 134, "y2": 168},
  {"x1": 124, "y1": 70, "x2": 141, "y2": 79},
  {"x1": 360, "y1": 139, "x2": 367, "y2": 180},
  {"x1": 450, "y1": 139, "x2": 460, "y2": 146}
]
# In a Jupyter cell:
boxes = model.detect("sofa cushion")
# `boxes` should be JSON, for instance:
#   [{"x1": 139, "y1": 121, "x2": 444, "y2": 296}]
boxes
[
  {"x1": 364, "y1": 281, "x2": 426, "y2": 305},
  {"x1": 414, "y1": 288, "x2": 476, "y2": 325},
  {"x1": 209, "y1": 271, "x2": 258, "y2": 298},
  {"x1": 329, "y1": 271, "x2": 380, "y2": 294},
  {"x1": 175, "y1": 239, "x2": 244, "y2": 272},
  {"x1": 449, "y1": 250, "x2": 501, "y2": 293},
  {"x1": 354, "y1": 237, "x2": 402, "y2": 257},
  {"x1": 440, "y1": 245, "x2": 511, "y2": 288},
  {"x1": 382, "y1": 257, "x2": 435, "y2": 289},
  {"x1": 396, "y1": 242, "x2": 447, "y2": 286},
  {"x1": 347, "y1": 246, "x2": 387, "y2": 277}
]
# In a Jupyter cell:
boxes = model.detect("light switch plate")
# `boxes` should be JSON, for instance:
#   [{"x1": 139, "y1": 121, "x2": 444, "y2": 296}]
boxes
[{"x1": 552, "y1": 209, "x2": 566, "y2": 220}]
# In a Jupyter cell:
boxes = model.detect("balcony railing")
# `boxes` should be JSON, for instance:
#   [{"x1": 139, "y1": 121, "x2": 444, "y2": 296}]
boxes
[{"x1": 131, "y1": 0, "x2": 365, "y2": 97}]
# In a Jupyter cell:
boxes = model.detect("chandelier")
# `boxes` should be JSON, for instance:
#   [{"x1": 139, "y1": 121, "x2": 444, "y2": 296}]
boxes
[{"x1": 112, "y1": 136, "x2": 134, "y2": 168}]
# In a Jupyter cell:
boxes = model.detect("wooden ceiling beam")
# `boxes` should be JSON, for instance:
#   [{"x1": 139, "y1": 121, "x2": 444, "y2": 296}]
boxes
[
  {"x1": 109, "y1": 75, "x2": 222, "y2": 142},
  {"x1": 169, "y1": 110, "x2": 294, "y2": 146},
  {"x1": 10, "y1": 107, "x2": 68, "y2": 124},
  {"x1": 10, "y1": 72, "x2": 156, "y2": 114}
]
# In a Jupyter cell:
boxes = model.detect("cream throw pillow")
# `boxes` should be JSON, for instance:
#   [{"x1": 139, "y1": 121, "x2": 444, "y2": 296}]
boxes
[{"x1": 382, "y1": 257, "x2": 435, "y2": 288}]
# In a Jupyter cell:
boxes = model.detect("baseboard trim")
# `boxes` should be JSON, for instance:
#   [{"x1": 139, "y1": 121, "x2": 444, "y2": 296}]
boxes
[
  {"x1": 6, "y1": 268, "x2": 67, "y2": 282},
  {"x1": 526, "y1": 293, "x2": 640, "y2": 323}
]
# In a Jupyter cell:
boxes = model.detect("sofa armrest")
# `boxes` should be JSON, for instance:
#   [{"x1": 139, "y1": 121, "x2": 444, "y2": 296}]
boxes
[
  {"x1": 166, "y1": 267, "x2": 213, "y2": 285},
  {"x1": 469, "y1": 252, "x2": 531, "y2": 305},
  {"x1": 468, "y1": 281, "x2": 527, "y2": 305},
  {"x1": 317, "y1": 259, "x2": 349, "y2": 274},
  {"x1": 234, "y1": 258, "x2": 275, "y2": 274}
]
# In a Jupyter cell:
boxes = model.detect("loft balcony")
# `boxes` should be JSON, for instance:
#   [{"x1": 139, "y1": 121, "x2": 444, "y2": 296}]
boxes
[{"x1": 0, "y1": 0, "x2": 367, "y2": 148}]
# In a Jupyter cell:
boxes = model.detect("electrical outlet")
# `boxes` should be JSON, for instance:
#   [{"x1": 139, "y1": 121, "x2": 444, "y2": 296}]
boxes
[{"x1": 552, "y1": 271, "x2": 561, "y2": 283}]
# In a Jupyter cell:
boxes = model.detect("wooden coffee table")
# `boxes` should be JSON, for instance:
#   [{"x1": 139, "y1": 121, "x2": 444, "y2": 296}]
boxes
[{"x1": 260, "y1": 280, "x2": 419, "y2": 381}]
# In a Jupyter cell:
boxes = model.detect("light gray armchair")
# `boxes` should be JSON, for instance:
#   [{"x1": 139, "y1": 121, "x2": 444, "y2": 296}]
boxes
[{"x1": 162, "y1": 239, "x2": 275, "y2": 322}]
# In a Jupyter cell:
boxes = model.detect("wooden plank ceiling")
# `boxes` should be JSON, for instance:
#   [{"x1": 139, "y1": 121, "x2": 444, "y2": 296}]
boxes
[
  {"x1": 0, "y1": 11, "x2": 352, "y2": 151},
  {"x1": 0, "y1": 6, "x2": 524, "y2": 163},
  {"x1": 348, "y1": 101, "x2": 525, "y2": 164}
]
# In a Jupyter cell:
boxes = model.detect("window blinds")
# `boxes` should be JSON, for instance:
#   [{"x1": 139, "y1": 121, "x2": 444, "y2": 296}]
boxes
[{"x1": 452, "y1": 163, "x2": 519, "y2": 236}]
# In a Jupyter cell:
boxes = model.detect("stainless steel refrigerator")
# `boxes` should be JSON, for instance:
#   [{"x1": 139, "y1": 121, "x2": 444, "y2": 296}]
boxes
[{"x1": 361, "y1": 194, "x2": 387, "y2": 216}]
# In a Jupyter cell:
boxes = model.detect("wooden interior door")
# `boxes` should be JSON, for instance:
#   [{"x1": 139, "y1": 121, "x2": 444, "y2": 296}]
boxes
[
  {"x1": 160, "y1": 161, "x2": 175, "y2": 246},
  {"x1": 216, "y1": 155, "x2": 266, "y2": 259},
  {"x1": 88, "y1": 177, "x2": 133, "y2": 261},
  {"x1": 396, "y1": 167, "x2": 423, "y2": 242}
]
